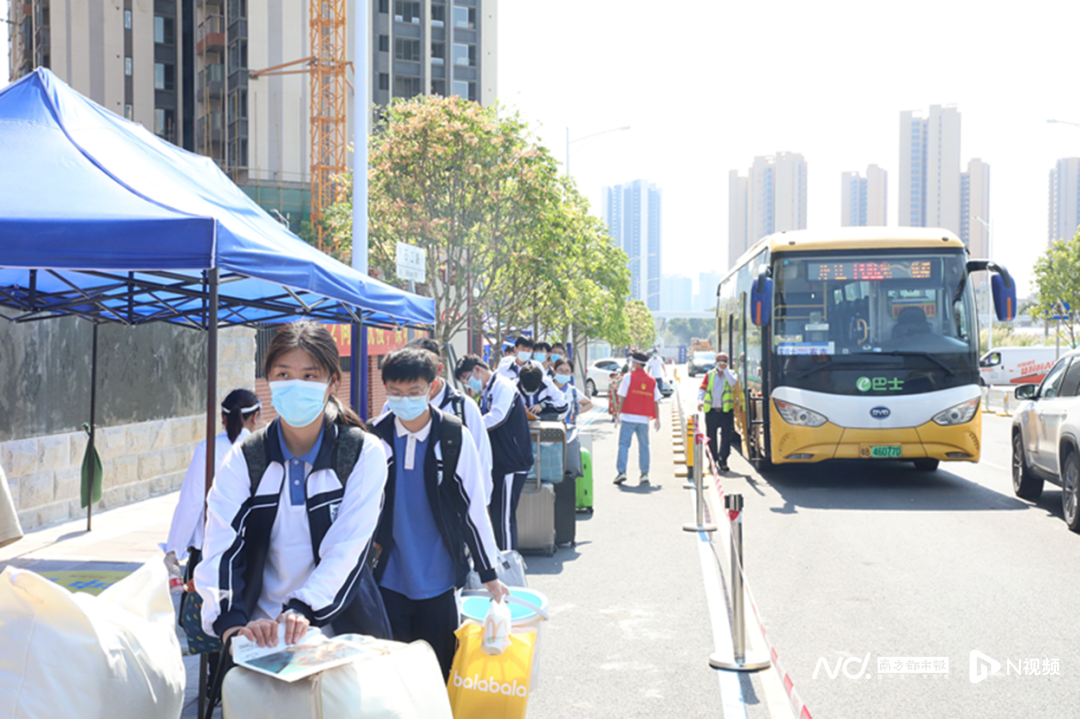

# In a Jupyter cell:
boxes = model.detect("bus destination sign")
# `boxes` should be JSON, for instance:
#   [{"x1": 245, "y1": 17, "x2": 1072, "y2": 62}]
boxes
[{"x1": 809, "y1": 260, "x2": 935, "y2": 282}]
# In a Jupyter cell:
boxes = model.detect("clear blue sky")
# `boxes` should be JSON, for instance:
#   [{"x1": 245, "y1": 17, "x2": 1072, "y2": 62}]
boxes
[{"x1": 5, "y1": 1, "x2": 1080, "y2": 296}]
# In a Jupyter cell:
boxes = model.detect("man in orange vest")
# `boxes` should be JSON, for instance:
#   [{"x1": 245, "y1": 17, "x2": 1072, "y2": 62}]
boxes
[{"x1": 614, "y1": 352, "x2": 662, "y2": 485}]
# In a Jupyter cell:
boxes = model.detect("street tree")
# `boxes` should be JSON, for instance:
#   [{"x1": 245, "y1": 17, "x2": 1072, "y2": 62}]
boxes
[
  {"x1": 1032, "y1": 228, "x2": 1080, "y2": 347},
  {"x1": 623, "y1": 299, "x2": 656, "y2": 349},
  {"x1": 320, "y1": 95, "x2": 563, "y2": 348}
]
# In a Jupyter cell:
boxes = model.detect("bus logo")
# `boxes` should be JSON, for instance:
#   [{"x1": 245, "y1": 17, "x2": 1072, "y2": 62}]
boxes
[
  {"x1": 870, "y1": 407, "x2": 891, "y2": 419},
  {"x1": 857, "y1": 376, "x2": 904, "y2": 392}
]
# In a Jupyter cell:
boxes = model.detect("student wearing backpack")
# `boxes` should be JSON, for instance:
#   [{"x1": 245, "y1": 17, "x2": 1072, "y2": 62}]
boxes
[
  {"x1": 368, "y1": 348, "x2": 509, "y2": 678},
  {"x1": 195, "y1": 322, "x2": 390, "y2": 653},
  {"x1": 380, "y1": 337, "x2": 493, "y2": 505},
  {"x1": 455, "y1": 354, "x2": 535, "y2": 552}
]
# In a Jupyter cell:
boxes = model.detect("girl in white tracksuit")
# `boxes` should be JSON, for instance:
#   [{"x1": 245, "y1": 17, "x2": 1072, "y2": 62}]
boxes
[
  {"x1": 195, "y1": 321, "x2": 390, "y2": 654},
  {"x1": 162, "y1": 389, "x2": 261, "y2": 577}
]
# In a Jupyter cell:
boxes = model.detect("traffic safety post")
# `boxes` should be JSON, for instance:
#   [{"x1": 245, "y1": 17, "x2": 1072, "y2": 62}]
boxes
[
  {"x1": 710, "y1": 493, "x2": 771, "y2": 672},
  {"x1": 683, "y1": 418, "x2": 716, "y2": 533}
]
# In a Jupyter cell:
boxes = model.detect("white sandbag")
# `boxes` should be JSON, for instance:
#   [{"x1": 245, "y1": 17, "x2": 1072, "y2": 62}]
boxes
[
  {"x1": 0, "y1": 559, "x2": 186, "y2": 719},
  {"x1": 222, "y1": 637, "x2": 453, "y2": 719}
]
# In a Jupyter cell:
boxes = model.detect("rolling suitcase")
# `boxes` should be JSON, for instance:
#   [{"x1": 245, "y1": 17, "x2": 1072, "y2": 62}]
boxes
[
  {"x1": 576, "y1": 448, "x2": 593, "y2": 512},
  {"x1": 516, "y1": 476, "x2": 556, "y2": 556},
  {"x1": 517, "y1": 424, "x2": 557, "y2": 556},
  {"x1": 553, "y1": 475, "x2": 576, "y2": 546}
]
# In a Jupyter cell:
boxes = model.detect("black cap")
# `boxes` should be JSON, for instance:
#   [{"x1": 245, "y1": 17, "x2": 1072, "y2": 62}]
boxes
[{"x1": 631, "y1": 351, "x2": 649, "y2": 364}]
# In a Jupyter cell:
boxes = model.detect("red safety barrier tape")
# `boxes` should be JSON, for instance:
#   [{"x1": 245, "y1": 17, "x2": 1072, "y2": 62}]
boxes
[{"x1": 701, "y1": 445, "x2": 814, "y2": 719}]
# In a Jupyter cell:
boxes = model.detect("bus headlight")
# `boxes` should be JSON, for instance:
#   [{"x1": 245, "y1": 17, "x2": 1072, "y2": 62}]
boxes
[
  {"x1": 932, "y1": 398, "x2": 980, "y2": 426},
  {"x1": 775, "y1": 399, "x2": 827, "y2": 427}
]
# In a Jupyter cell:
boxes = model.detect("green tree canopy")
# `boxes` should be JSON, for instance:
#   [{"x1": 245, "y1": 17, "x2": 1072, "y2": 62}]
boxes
[{"x1": 1032, "y1": 228, "x2": 1080, "y2": 347}]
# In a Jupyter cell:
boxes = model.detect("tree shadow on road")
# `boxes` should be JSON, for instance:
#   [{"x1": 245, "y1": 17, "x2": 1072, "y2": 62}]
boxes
[
  {"x1": 751, "y1": 460, "x2": 1032, "y2": 514},
  {"x1": 522, "y1": 542, "x2": 589, "y2": 575}
]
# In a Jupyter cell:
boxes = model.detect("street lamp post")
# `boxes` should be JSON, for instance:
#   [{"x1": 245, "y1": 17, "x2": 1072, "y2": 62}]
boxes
[
  {"x1": 974, "y1": 215, "x2": 992, "y2": 354},
  {"x1": 565, "y1": 125, "x2": 631, "y2": 177}
]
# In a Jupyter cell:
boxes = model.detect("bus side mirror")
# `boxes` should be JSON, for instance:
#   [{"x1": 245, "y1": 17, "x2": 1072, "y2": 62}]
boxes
[
  {"x1": 991, "y1": 273, "x2": 1016, "y2": 321},
  {"x1": 750, "y1": 277, "x2": 773, "y2": 326}
]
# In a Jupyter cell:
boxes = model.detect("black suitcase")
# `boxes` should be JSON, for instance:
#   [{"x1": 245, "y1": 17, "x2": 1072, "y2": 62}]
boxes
[{"x1": 553, "y1": 472, "x2": 576, "y2": 546}]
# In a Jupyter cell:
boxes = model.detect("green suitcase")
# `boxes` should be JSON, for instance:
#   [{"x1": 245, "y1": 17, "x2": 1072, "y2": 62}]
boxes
[{"x1": 576, "y1": 448, "x2": 593, "y2": 512}]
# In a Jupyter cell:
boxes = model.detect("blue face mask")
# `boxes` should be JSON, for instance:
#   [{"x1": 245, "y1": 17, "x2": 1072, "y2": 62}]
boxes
[
  {"x1": 553, "y1": 374, "x2": 571, "y2": 385},
  {"x1": 270, "y1": 379, "x2": 329, "y2": 428},
  {"x1": 387, "y1": 395, "x2": 429, "y2": 421},
  {"x1": 517, "y1": 351, "x2": 532, "y2": 363},
  {"x1": 533, "y1": 352, "x2": 548, "y2": 362},
  {"x1": 468, "y1": 376, "x2": 484, "y2": 393},
  {"x1": 550, "y1": 353, "x2": 563, "y2": 362}
]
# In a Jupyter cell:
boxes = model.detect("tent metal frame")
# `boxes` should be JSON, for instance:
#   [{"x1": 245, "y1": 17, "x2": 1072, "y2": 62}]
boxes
[{"x1": 0, "y1": 268, "x2": 411, "y2": 331}]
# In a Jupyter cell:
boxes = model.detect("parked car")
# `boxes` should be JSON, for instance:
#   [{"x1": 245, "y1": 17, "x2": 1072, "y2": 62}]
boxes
[
  {"x1": 980, "y1": 346, "x2": 1058, "y2": 386},
  {"x1": 687, "y1": 351, "x2": 715, "y2": 377},
  {"x1": 585, "y1": 358, "x2": 624, "y2": 397},
  {"x1": 1011, "y1": 349, "x2": 1080, "y2": 532}
]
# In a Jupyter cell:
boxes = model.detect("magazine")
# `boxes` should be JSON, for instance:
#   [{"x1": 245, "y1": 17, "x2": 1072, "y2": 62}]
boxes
[{"x1": 231, "y1": 625, "x2": 376, "y2": 682}]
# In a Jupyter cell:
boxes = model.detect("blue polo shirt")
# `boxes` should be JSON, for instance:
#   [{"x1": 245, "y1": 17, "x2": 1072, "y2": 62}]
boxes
[
  {"x1": 277, "y1": 421, "x2": 325, "y2": 506},
  {"x1": 379, "y1": 419, "x2": 456, "y2": 600}
]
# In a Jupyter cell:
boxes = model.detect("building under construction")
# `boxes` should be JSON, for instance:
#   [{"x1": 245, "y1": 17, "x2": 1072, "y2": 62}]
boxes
[{"x1": 6, "y1": 0, "x2": 498, "y2": 233}]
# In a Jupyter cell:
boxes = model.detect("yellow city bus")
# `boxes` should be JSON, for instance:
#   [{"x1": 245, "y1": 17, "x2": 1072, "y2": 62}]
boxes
[{"x1": 716, "y1": 228, "x2": 1016, "y2": 471}]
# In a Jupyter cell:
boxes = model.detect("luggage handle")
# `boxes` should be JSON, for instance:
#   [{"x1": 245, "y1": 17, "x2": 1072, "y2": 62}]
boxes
[{"x1": 460, "y1": 590, "x2": 550, "y2": 621}]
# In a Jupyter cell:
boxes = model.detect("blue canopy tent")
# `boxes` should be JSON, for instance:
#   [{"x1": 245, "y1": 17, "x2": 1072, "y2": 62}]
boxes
[{"x1": 0, "y1": 69, "x2": 433, "y2": 528}]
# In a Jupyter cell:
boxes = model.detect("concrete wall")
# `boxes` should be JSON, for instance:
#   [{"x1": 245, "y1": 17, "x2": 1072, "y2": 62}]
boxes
[{"x1": 2, "y1": 326, "x2": 255, "y2": 532}]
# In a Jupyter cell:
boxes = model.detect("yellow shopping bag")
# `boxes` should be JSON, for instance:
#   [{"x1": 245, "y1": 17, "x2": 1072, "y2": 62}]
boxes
[{"x1": 447, "y1": 622, "x2": 536, "y2": 719}]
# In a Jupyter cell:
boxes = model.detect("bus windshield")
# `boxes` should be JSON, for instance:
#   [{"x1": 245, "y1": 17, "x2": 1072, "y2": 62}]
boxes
[{"x1": 772, "y1": 250, "x2": 976, "y2": 358}]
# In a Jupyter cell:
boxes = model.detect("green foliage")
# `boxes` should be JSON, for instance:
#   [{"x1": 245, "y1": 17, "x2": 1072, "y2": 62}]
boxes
[
  {"x1": 624, "y1": 300, "x2": 656, "y2": 349},
  {"x1": 319, "y1": 95, "x2": 636, "y2": 348},
  {"x1": 1032, "y1": 228, "x2": 1080, "y2": 348}
]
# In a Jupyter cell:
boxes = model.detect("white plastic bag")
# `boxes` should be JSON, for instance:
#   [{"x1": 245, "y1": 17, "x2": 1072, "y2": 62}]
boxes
[
  {"x1": 465, "y1": 550, "x2": 527, "y2": 590},
  {"x1": 481, "y1": 597, "x2": 512, "y2": 655},
  {"x1": 0, "y1": 559, "x2": 186, "y2": 719},
  {"x1": 222, "y1": 636, "x2": 453, "y2": 719}
]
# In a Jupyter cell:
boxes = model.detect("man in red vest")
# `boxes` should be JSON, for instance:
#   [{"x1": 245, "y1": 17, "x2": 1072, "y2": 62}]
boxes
[{"x1": 614, "y1": 352, "x2": 662, "y2": 485}]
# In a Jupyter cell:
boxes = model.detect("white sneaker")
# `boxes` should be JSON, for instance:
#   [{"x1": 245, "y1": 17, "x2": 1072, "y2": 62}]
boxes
[
  {"x1": 614, "y1": 472, "x2": 627, "y2": 485},
  {"x1": 639, "y1": 474, "x2": 650, "y2": 484}
]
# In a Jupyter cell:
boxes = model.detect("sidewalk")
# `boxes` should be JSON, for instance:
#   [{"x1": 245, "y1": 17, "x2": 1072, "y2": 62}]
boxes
[{"x1": 0, "y1": 386, "x2": 788, "y2": 719}]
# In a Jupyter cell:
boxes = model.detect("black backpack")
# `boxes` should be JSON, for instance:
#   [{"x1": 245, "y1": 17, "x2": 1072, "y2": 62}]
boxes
[{"x1": 242, "y1": 423, "x2": 365, "y2": 495}]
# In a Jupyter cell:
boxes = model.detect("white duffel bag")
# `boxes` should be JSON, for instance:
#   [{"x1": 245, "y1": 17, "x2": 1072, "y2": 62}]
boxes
[
  {"x1": 0, "y1": 560, "x2": 186, "y2": 719},
  {"x1": 222, "y1": 636, "x2": 453, "y2": 719}
]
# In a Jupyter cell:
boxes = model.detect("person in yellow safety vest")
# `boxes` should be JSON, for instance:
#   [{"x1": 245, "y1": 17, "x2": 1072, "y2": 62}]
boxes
[{"x1": 697, "y1": 352, "x2": 740, "y2": 472}]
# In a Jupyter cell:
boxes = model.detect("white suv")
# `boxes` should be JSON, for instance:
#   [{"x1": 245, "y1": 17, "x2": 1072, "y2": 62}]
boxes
[{"x1": 1011, "y1": 349, "x2": 1080, "y2": 532}]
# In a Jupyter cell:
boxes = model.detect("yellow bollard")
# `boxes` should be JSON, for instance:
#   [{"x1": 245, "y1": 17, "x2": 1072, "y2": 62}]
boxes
[{"x1": 686, "y1": 415, "x2": 695, "y2": 467}]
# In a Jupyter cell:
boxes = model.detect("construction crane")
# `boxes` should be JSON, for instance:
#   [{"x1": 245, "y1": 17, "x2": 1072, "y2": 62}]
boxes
[{"x1": 248, "y1": 0, "x2": 349, "y2": 254}]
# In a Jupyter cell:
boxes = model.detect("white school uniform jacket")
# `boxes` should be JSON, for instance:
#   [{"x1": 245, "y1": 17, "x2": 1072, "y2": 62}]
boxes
[
  {"x1": 379, "y1": 381, "x2": 493, "y2": 503},
  {"x1": 164, "y1": 428, "x2": 249, "y2": 560},
  {"x1": 195, "y1": 421, "x2": 388, "y2": 637}
]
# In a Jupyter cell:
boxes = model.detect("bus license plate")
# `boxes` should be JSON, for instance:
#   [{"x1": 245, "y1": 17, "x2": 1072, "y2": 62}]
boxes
[{"x1": 864, "y1": 445, "x2": 902, "y2": 458}]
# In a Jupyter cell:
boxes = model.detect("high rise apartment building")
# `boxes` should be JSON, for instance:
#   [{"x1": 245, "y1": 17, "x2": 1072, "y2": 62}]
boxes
[
  {"x1": 840, "y1": 165, "x2": 887, "y2": 227},
  {"x1": 696, "y1": 271, "x2": 722, "y2": 312},
  {"x1": 603, "y1": 179, "x2": 662, "y2": 312},
  {"x1": 960, "y1": 158, "x2": 990, "y2": 258},
  {"x1": 900, "y1": 105, "x2": 961, "y2": 235},
  {"x1": 660, "y1": 275, "x2": 692, "y2": 313},
  {"x1": 1049, "y1": 158, "x2": 1080, "y2": 243},
  {"x1": 728, "y1": 151, "x2": 807, "y2": 269},
  {"x1": 5, "y1": 0, "x2": 180, "y2": 143},
  {"x1": 7, "y1": 0, "x2": 498, "y2": 227}
]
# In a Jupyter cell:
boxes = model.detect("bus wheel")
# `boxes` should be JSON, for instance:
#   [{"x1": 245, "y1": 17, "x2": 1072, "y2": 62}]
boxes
[
  {"x1": 1012, "y1": 431, "x2": 1043, "y2": 500},
  {"x1": 913, "y1": 458, "x2": 939, "y2": 472}
]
